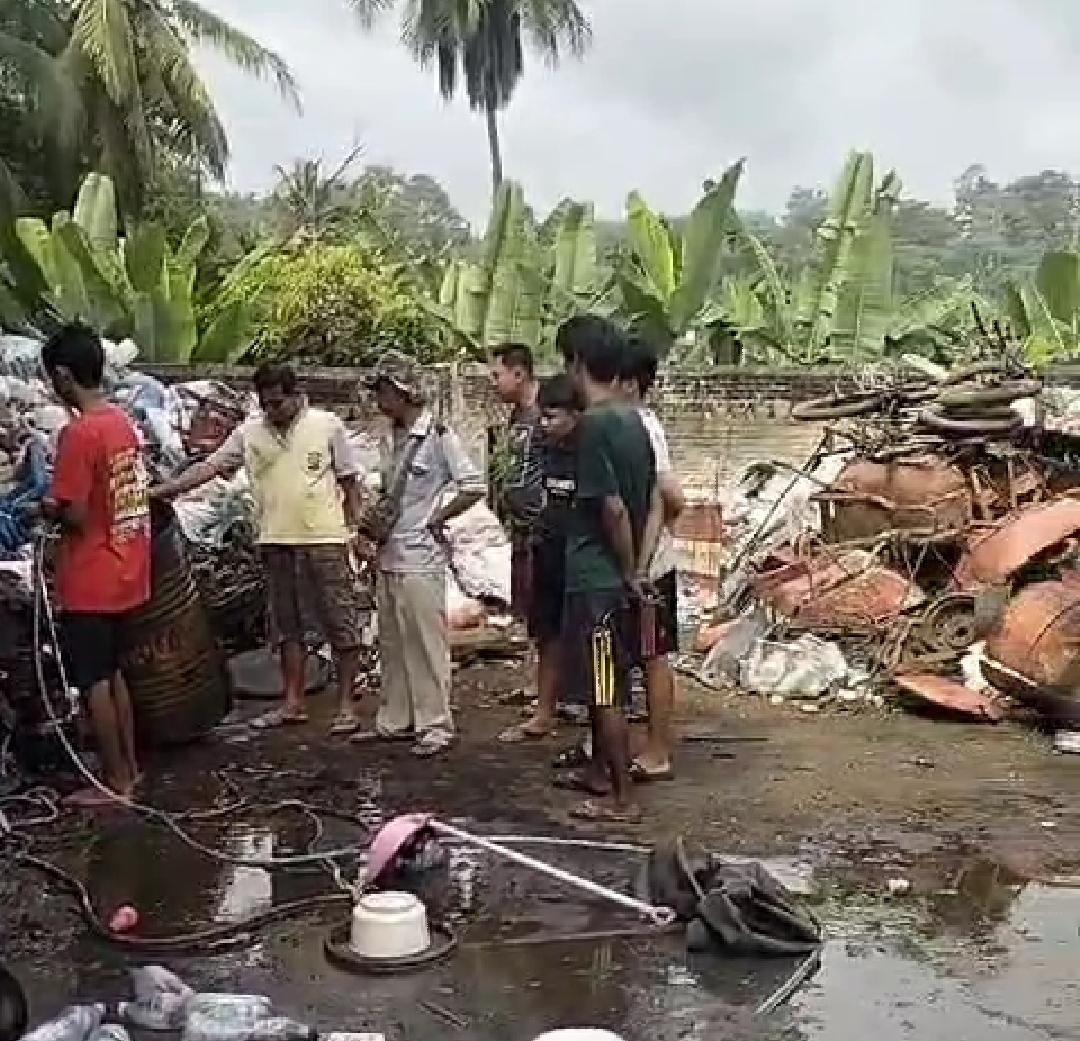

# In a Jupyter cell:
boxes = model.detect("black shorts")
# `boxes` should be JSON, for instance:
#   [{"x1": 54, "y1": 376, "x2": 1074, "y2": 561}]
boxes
[
  {"x1": 563, "y1": 588, "x2": 639, "y2": 710},
  {"x1": 61, "y1": 612, "x2": 126, "y2": 693},
  {"x1": 648, "y1": 570, "x2": 679, "y2": 658},
  {"x1": 528, "y1": 539, "x2": 566, "y2": 642}
]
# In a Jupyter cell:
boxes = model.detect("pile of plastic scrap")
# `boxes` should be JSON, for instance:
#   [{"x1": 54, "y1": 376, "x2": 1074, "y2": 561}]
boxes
[{"x1": 690, "y1": 358, "x2": 1080, "y2": 747}]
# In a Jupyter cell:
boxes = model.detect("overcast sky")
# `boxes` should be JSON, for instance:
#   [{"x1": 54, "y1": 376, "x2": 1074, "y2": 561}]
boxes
[{"x1": 200, "y1": 0, "x2": 1080, "y2": 227}]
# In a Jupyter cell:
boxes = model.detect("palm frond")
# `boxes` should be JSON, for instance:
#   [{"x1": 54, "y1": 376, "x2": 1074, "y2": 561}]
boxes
[
  {"x1": 342, "y1": 0, "x2": 397, "y2": 29},
  {"x1": 71, "y1": 0, "x2": 139, "y2": 106},
  {"x1": 171, "y1": 0, "x2": 301, "y2": 110},
  {"x1": 520, "y1": 0, "x2": 591, "y2": 62},
  {"x1": 0, "y1": 30, "x2": 82, "y2": 149}
]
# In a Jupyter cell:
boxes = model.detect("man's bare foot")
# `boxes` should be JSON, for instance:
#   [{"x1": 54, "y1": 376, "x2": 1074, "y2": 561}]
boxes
[{"x1": 630, "y1": 756, "x2": 674, "y2": 783}]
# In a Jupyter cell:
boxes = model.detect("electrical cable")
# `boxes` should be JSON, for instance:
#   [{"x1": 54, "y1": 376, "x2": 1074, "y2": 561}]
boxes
[{"x1": 28, "y1": 532, "x2": 368, "y2": 872}]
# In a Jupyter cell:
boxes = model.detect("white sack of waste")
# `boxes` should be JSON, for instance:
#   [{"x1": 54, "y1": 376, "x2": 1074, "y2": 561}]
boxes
[
  {"x1": 173, "y1": 471, "x2": 257, "y2": 548},
  {"x1": 742, "y1": 634, "x2": 849, "y2": 699},
  {"x1": 698, "y1": 608, "x2": 770, "y2": 689},
  {"x1": 0, "y1": 335, "x2": 44, "y2": 382},
  {"x1": 442, "y1": 500, "x2": 511, "y2": 606}
]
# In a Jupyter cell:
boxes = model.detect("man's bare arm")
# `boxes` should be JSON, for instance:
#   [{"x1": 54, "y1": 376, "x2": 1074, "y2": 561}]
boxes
[
  {"x1": 600, "y1": 495, "x2": 638, "y2": 586},
  {"x1": 658, "y1": 471, "x2": 685, "y2": 524},
  {"x1": 637, "y1": 484, "x2": 665, "y2": 578},
  {"x1": 151, "y1": 459, "x2": 221, "y2": 500}
]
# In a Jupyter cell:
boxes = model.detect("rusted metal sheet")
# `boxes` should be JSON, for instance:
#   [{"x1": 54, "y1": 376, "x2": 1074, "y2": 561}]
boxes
[
  {"x1": 983, "y1": 573, "x2": 1080, "y2": 726},
  {"x1": 953, "y1": 497, "x2": 1080, "y2": 590},
  {"x1": 751, "y1": 549, "x2": 925, "y2": 626},
  {"x1": 817, "y1": 455, "x2": 972, "y2": 543},
  {"x1": 893, "y1": 673, "x2": 1005, "y2": 723}
]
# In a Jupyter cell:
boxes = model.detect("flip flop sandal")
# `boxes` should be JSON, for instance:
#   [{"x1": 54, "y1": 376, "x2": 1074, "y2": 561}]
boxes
[
  {"x1": 553, "y1": 770, "x2": 612, "y2": 797},
  {"x1": 630, "y1": 760, "x2": 675, "y2": 783},
  {"x1": 251, "y1": 708, "x2": 309, "y2": 729},
  {"x1": 350, "y1": 729, "x2": 415, "y2": 744},
  {"x1": 413, "y1": 734, "x2": 453, "y2": 758},
  {"x1": 552, "y1": 744, "x2": 591, "y2": 770},
  {"x1": 569, "y1": 799, "x2": 643, "y2": 824},
  {"x1": 329, "y1": 715, "x2": 361, "y2": 736},
  {"x1": 498, "y1": 721, "x2": 556, "y2": 744}
]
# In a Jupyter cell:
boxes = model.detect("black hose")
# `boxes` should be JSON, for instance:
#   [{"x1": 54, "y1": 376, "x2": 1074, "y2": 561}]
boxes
[{"x1": 14, "y1": 850, "x2": 350, "y2": 953}]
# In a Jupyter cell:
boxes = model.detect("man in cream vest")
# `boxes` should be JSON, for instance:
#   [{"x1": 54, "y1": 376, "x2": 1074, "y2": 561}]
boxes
[{"x1": 153, "y1": 362, "x2": 367, "y2": 733}]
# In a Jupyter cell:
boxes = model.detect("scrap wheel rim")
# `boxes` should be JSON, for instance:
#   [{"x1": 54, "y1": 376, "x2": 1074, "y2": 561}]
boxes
[{"x1": 891, "y1": 594, "x2": 978, "y2": 671}]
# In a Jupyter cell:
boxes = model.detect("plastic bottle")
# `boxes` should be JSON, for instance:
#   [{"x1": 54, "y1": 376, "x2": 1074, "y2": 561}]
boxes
[
  {"x1": 21, "y1": 1005, "x2": 106, "y2": 1041},
  {"x1": 248, "y1": 1018, "x2": 317, "y2": 1041},
  {"x1": 182, "y1": 996, "x2": 274, "y2": 1041},
  {"x1": 118, "y1": 992, "x2": 191, "y2": 1031},
  {"x1": 88, "y1": 1026, "x2": 131, "y2": 1041},
  {"x1": 129, "y1": 966, "x2": 193, "y2": 1003}
]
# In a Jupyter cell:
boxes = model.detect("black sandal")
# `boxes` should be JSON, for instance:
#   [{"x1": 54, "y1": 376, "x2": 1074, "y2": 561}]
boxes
[{"x1": 552, "y1": 743, "x2": 590, "y2": 770}]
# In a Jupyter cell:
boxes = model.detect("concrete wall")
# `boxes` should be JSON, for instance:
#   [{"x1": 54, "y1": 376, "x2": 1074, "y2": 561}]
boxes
[{"x1": 146, "y1": 362, "x2": 1080, "y2": 498}]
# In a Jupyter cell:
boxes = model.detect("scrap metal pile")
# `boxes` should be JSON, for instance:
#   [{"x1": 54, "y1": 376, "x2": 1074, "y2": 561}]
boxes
[{"x1": 704, "y1": 352, "x2": 1080, "y2": 739}]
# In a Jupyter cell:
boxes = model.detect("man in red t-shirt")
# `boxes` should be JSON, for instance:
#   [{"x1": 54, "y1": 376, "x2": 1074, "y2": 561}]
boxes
[{"x1": 41, "y1": 324, "x2": 151, "y2": 807}]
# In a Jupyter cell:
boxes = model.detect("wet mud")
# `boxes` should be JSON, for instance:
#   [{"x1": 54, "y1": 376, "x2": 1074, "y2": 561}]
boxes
[{"x1": 4, "y1": 661, "x2": 1080, "y2": 1040}]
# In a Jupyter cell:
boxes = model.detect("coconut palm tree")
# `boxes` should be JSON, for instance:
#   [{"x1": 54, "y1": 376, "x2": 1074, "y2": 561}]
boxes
[
  {"x1": 347, "y1": 0, "x2": 590, "y2": 192},
  {"x1": 0, "y1": 0, "x2": 298, "y2": 211}
]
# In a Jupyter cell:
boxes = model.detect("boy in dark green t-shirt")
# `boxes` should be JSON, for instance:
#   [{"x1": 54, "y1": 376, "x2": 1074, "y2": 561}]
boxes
[{"x1": 558, "y1": 316, "x2": 662, "y2": 824}]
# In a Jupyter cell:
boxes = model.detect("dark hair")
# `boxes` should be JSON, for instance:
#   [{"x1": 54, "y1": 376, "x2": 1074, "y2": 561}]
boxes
[
  {"x1": 491, "y1": 342, "x2": 535, "y2": 378},
  {"x1": 555, "y1": 314, "x2": 618, "y2": 367},
  {"x1": 537, "y1": 372, "x2": 582, "y2": 411},
  {"x1": 253, "y1": 361, "x2": 298, "y2": 396},
  {"x1": 575, "y1": 321, "x2": 625, "y2": 385},
  {"x1": 618, "y1": 334, "x2": 661, "y2": 396},
  {"x1": 41, "y1": 323, "x2": 104, "y2": 388}
]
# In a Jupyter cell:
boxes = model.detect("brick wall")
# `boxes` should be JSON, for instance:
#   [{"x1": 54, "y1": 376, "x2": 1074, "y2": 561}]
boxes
[{"x1": 145, "y1": 362, "x2": 1080, "y2": 499}]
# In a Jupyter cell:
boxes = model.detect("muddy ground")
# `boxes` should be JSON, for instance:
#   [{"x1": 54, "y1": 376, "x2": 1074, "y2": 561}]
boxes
[{"x1": 3, "y1": 659, "x2": 1080, "y2": 1040}]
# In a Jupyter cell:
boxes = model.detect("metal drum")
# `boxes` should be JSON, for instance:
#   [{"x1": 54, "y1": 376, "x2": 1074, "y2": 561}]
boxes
[{"x1": 119, "y1": 502, "x2": 231, "y2": 745}]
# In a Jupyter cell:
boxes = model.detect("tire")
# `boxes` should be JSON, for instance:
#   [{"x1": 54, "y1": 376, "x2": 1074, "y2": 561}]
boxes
[
  {"x1": 918, "y1": 406, "x2": 1023, "y2": 437},
  {"x1": 935, "y1": 379, "x2": 1042, "y2": 409},
  {"x1": 791, "y1": 391, "x2": 885, "y2": 421}
]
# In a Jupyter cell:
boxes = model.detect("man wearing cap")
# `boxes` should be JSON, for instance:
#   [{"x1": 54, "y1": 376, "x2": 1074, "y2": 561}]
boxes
[
  {"x1": 152, "y1": 361, "x2": 368, "y2": 735},
  {"x1": 356, "y1": 351, "x2": 485, "y2": 757}
]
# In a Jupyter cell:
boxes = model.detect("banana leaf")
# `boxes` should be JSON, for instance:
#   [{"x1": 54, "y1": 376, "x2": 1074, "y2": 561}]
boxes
[
  {"x1": 72, "y1": 172, "x2": 118, "y2": 251},
  {"x1": 669, "y1": 159, "x2": 744, "y2": 334},
  {"x1": 626, "y1": 192, "x2": 675, "y2": 304},
  {"x1": 53, "y1": 219, "x2": 127, "y2": 331},
  {"x1": 1035, "y1": 251, "x2": 1080, "y2": 331},
  {"x1": 797, "y1": 151, "x2": 875, "y2": 357},
  {"x1": 890, "y1": 276, "x2": 977, "y2": 340},
  {"x1": 193, "y1": 297, "x2": 255, "y2": 364},
  {"x1": 174, "y1": 216, "x2": 211, "y2": 293},
  {"x1": 552, "y1": 201, "x2": 597, "y2": 299},
  {"x1": 732, "y1": 215, "x2": 793, "y2": 347},
  {"x1": 832, "y1": 196, "x2": 894, "y2": 361},
  {"x1": 123, "y1": 223, "x2": 167, "y2": 294}
]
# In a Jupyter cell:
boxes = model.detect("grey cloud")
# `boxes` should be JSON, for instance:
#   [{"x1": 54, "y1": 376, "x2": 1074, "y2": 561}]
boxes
[{"x1": 198, "y1": 0, "x2": 1080, "y2": 226}]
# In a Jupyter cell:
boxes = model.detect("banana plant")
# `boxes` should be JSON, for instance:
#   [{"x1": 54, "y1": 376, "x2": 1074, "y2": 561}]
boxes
[
  {"x1": 614, "y1": 160, "x2": 745, "y2": 344},
  {"x1": 5, "y1": 172, "x2": 262, "y2": 362},
  {"x1": 1004, "y1": 250, "x2": 1080, "y2": 365},
  {"x1": 427, "y1": 182, "x2": 607, "y2": 357}
]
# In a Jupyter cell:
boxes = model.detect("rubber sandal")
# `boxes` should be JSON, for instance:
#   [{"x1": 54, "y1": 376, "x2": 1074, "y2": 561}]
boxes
[
  {"x1": 498, "y1": 720, "x2": 555, "y2": 744},
  {"x1": 251, "y1": 708, "x2": 308, "y2": 729},
  {"x1": 350, "y1": 729, "x2": 414, "y2": 744},
  {"x1": 329, "y1": 714, "x2": 361, "y2": 736},
  {"x1": 553, "y1": 770, "x2": 611, "y2": 797},
  {"x1": 569, "y1": 799, "x2": 643, "y2": 824},
  {"x1": 630, "y1": 760, "x2": 675, "y2": 783},
  {"x1": 552, "y1": 744, "x2": 590, "y2": 770},
  {"x1": 413, "y1": 733, "x2": 453, "y2": 758}
]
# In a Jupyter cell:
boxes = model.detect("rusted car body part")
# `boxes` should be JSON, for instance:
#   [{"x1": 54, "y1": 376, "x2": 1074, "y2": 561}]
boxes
[
  {"x1": 750, "y1": 549, "x2": 925, "y2": 627},
  {"x1": 983, "y1": 574, "x2": 1080, "y2": 726},
  {"x1": 967, "y1": 456, "x2": 1048, "y2": 519},
  {"x1": 884, "y1": 593, "x2": 979, "y2": 674},
  {"x1": 892, "y1": 673, "x2": 1005, "y2": 723},
  {"x1": 953, "y1": 497, "x2": 1080, "y2": 591},
  {"x1": 817, "y1": 455, "x2": 972, "y2": 543}
]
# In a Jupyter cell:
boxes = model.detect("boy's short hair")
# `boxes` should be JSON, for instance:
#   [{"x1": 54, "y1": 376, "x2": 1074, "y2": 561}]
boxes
[
  {"x1": 618, "y1": 333, "x2": 661, "y2": 396},
  {"x1": 252, "y1": 361, "x2": 299, "y2": 396},
  {"x1": 537, "y1": 372, "x2": 582, "y2": 411},
  {"x1": 41, "y1": 323, "x2": 104, "y2": 388},
  {"x1": 555, "y1": 314, "x2": 619, "y2": 367},
  {"x1": 491, "y1": 342, "x2": 535, "y2": 378}
]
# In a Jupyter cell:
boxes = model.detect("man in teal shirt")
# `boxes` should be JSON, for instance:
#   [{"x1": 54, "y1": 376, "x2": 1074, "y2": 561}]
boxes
[{"x1": 558, "y1": 317, "x2": 662, "y2": 824}]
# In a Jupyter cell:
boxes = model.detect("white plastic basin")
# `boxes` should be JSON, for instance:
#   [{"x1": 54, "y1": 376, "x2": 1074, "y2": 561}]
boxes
[
  {"x1": 349, "y1": 891, "x2": 431, "y2": 959},
  {"x1": 532, "y1": 1032, "x2": 626, "y2": 1041}
]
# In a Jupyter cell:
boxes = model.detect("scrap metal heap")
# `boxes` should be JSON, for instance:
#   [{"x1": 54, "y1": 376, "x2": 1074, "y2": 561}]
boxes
[{"x1": 712, "y1": 350, "x2": 1080, "y2": 735}]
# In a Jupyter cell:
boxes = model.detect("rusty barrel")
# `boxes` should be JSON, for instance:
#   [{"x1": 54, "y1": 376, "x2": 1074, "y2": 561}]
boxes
[{"x1": 119, "y1": 501, "x2": 231, "y2": 745}]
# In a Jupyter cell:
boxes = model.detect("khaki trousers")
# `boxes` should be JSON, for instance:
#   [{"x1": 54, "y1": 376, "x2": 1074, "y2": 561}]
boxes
[{"x1": 375, "y1": 571, "x2": 453, "y2": 738}]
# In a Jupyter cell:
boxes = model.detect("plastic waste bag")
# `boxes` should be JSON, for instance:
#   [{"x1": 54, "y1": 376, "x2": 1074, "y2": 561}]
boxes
[
  {"x1": 120, "y1": 966, "x2": 196, "y2": 1030},
  {"x1": 742, "y1": 635, "x2": 848, "y2": 699},
  {"x1": 0, "y1": 336, "x2": 43, "y2": 383},
  {"x1": 182, "y1": 996, "x2": 273, "y2": 1041},
  {"x1": 0, "y1": 438, "x2": 50, "y2": 558},
  {"x1": 21, "y1": 1005, "x2": 106, "y2": 1041},
  {"x1": 698, "y1": 608, "x2": 769, "y2": 688}
]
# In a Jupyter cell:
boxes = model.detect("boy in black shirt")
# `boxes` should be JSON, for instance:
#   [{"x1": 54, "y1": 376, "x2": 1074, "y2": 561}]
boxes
[{"x1": 500, "y1": 374, "x2": 582, "y2": 742}]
